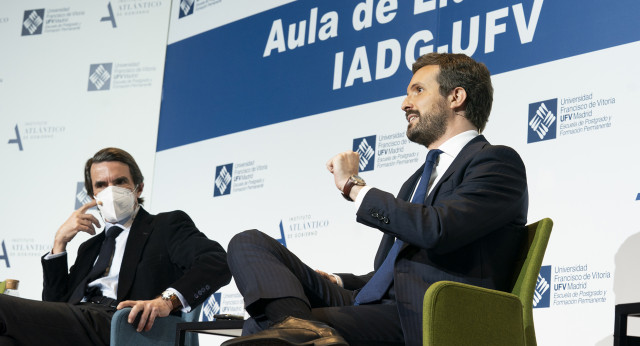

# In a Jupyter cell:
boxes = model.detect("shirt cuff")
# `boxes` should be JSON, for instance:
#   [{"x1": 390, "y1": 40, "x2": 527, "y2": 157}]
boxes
[
  {"x1": 43, "y1": 251, "x2": 66, "y2": 260},
  {"x1": 166, "y1": 287, "x2": 192, "y2": 313},
  {"x1": 354, "y1": 185, "x2": 373, "y2": 210}
]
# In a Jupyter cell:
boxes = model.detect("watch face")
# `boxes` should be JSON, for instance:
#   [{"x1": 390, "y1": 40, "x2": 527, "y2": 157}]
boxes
[{"x1": 352, "y1": 175, "x2": 365, "y2": 185}]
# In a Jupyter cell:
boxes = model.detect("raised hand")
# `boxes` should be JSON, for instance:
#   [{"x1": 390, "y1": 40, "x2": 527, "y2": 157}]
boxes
[{"x1": 52, "y1": 200, "x2": 100, "y2": 254}]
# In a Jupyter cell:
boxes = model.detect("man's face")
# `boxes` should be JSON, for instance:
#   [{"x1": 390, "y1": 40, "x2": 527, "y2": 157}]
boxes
[
  {"x1": 90, "y1": 161, "x2": 141, "y2": 201},
  {"x1": 401, "y1": 65, "x2": 449, "y2": 147}
]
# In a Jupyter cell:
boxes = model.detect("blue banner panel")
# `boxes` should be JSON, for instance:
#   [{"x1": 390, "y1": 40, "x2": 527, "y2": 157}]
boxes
[{"x1": 157, "y1": 0, "x2": 640, "y2": 151}]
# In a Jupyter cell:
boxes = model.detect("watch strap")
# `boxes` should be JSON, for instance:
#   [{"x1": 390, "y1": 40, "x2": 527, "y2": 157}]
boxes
[
  {"x1": 162, "y1": 291, "x2": 182, "y2": 311},
  {"x1": 342, "y1": 175, "x2": 365, "y2": 201},
  {"x1": 169, "y1": 294, "x2": 181, "y2": 310}
]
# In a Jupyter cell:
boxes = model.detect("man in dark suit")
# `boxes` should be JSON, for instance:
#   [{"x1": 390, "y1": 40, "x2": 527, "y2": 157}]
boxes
[
  {"x1": 0, "y1": 147, "x2": 231, "y2": 345},
  {"x1": 223, "y1": 53, "x2": 528, "y2": 346}
]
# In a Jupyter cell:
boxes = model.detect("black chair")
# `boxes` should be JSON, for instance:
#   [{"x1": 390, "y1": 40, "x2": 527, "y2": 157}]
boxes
[
  {"x1": 614, "y1": 303, "x2": 640, "y2": 346},
  {"x1": 175, "y1": 320, "x2": 244, "y2": 346}
]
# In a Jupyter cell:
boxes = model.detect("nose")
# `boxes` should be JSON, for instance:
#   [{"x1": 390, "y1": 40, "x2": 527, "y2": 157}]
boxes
[{"x1": 401, "y1": 96, "x2": 412, "y2": 112}]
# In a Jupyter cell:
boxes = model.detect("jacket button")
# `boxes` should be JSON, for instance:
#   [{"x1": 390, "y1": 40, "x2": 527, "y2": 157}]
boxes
[
  {"x1": 383, "y1": 217, "x2": 390, "y2": 224},
  {"x1": 371, "y1": 212, "x2": 379, "y2": 218}
]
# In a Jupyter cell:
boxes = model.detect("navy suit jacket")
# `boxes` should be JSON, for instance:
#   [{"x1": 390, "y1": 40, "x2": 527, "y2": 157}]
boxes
[
  {"x1": 42, "y1": 208, "x2": 231, "y2": 310},
  {"x1": 353, "y1": 135, "x2": 528, "y2": 344}
]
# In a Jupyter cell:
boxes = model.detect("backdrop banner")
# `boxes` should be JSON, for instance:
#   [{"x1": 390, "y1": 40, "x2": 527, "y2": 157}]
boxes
[
  {"x1": 1, "y1": 1, "x2": 638, "y2": 345},
  {"x1": 154, "y1": 1, "x2": 640, "y2": 344}
]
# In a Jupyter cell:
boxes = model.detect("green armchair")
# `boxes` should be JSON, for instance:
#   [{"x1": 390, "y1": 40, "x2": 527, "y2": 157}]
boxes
[{"x1": 422, "y1": 218, "x2": 553, "y2": 346}]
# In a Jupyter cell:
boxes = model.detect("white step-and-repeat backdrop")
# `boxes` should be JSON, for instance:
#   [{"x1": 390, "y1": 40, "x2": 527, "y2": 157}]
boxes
[{"x1": 2, "y1": 1, "x2": 639, "y2": 344}]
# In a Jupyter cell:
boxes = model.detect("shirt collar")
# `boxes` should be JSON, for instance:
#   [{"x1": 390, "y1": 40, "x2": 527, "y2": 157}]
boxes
[{"x1": 434, "y1": 130, "x2": 479, "y2": 159}]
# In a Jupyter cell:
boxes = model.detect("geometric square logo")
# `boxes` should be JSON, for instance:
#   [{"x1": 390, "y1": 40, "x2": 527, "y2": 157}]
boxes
[
  {"x1": 22, "y1": 9, "x2": 45, "y2": 36},
  {"x1": 179, "y1": 0, "x2": 195, "y2": 18},
  {"x1": 213, "y1": 163, "x2": 233, "y2": 197},
  {"x1": 533, "y1": 265, "x2": 551, "y2": 308},
  {"x1": 88, "y1": 63, "x2": 113, "y2": 91},
  {"x1": 202, "y1": 292, "x2": 222, "y2": 321},
  {"x1": 527, "y1": 99, "x2": 557, "y2": 143},
  {"x1": 75, "y1": 182, "x2": 94, "y2": 209},
  {"x1": 353, "y1": 135, "x2": 376, "y2": 172}
]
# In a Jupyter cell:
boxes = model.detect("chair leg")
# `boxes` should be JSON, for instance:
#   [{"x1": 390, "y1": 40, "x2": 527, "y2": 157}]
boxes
[
  {"x1": 175, "y1": 328, "x2": 187, "y2": 346},
  {"x1": 615, "y1": 304, "x2": 629, "y2": 346}
]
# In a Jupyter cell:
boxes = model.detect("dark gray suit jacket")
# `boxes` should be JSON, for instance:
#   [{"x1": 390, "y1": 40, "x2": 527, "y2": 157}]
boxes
[
  {"x1": 42, "y1": 208, "x2": 231, "y2": 310},
  {"x1": 349, "y1": 135, "x2": 528, "y2": 345}
]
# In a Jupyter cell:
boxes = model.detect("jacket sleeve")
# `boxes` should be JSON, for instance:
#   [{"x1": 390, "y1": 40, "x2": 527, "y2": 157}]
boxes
[
  {"x1": 41, "y1": 252, "x2": 71, "y2": 301},
  {"x1": 162, "y1": 210, "x2": 232, "y2": 308}
]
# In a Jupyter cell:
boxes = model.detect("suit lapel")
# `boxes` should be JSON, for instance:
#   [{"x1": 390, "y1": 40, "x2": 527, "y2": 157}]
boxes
[
  {"x1": 385, "y1": 166, "x2": 423, "y2": 259},
  {"x1": 398, "y1": 166, "x2": 423, "y2": 201},
  {"x1": 72, "y1": 232, "x2": 104, "y2": 283},
  {"x1": 395, "y1": 136, "x2": 488, "y2": 254},
  {"x1": 117, "y1": 207, "x2": 154, "y2": 300},
  {"x1": 425, "y1": 135, "x2": 488, "y2": 205}
]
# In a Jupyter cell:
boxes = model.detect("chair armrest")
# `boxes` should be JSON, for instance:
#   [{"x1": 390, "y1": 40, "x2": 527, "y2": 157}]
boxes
[
  {"x1": 110, "y1": 307, "x2": 200, "y2": 346},
  {"x1": 423, "y1": 281, "x2": 526, "y2": 346}
]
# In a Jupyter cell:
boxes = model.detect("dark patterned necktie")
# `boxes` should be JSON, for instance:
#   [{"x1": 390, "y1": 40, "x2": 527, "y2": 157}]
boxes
[{"x1": 68, "y1": 225, "x2": 124, "y2": 303}]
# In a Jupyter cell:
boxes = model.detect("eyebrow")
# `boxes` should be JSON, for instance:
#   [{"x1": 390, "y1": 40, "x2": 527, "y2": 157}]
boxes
[
  {"x1": 113, "y1": 176, "x2": 130, "y2": 184},
  {"x1": 94, "y1": 176, "x2": 130, "y2": 186}
]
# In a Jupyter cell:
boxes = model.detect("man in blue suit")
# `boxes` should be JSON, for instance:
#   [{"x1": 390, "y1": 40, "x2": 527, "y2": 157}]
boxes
[{"x1": 224, "y1": 53, "x2": 528, "y2": 346}]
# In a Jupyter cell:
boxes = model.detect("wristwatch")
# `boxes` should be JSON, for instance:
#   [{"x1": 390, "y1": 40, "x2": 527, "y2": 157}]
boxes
[
  {"x1": 342, "y1": 174, "x2": 366, "y2": 201},
  {"x1": 161, "y1": 290, "x2": 181, "y2": 311}
]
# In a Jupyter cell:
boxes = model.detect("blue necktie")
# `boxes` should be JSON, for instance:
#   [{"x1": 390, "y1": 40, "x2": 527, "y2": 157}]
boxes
[{"x1": 354, "y1": 149, "x2": 443, "y2": 305}]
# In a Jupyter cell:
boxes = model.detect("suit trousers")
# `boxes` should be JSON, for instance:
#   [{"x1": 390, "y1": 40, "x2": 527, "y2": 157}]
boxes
[
  {"x1": 228, "y1": 229, "x2": 404, "y2": 346},
  {"x1": 0, "y1": 294, "x2": 114, "y2": 346}
]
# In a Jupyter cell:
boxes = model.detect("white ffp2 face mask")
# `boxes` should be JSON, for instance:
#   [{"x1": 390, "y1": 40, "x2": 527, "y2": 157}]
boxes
[{"x1": 95, "y1": 186, "x2": 137, "y2": 224}]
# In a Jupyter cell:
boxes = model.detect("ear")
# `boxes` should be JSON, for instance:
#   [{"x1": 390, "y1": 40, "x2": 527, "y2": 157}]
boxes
[
  {"x1": 448, "y1": 87, "x2": 467, "y2": 110},
  {"x1": 136, "y1": 182, "x2": 144, "y2": 198}
]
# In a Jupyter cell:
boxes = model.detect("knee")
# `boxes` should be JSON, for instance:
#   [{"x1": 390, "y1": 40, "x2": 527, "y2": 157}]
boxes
[
  {"x1": 228, "y1": 229, "x2": 266, "y2": 255},
  {"x1": 227, "y1": 229, "x2": 272, "y2": 272}
]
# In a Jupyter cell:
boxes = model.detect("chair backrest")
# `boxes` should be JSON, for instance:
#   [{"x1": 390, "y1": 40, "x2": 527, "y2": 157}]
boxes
[{"x1": 509, "y1": 218, "x2": 553, "y2": 346}]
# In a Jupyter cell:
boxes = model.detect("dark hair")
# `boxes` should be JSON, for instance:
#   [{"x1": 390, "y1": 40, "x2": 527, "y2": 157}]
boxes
[
  {"x1": 412, "y1": 53, "x2": 493, "y2": 132},
  {"x1": 84, "y1": 147, "x2": 144, "y2": 204}
]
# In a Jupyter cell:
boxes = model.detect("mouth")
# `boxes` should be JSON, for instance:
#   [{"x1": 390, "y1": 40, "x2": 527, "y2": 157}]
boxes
[{"x1": 406, "y1": 112, "x2": 419, "y2": 124}]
